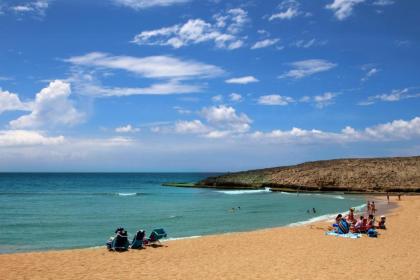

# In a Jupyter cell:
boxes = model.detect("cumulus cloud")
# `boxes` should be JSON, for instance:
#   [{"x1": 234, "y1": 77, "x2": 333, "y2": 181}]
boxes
[
  {"x1": 201, "y1": 105, "x2": 252, "y2": 133},
  {"x1": 313, "y1": 92, "x2": 338, "y2": 108},
  {"x1": 9, "y1": 80, "x2": 84, "y2": 129},
  {"x1": 0, "y1": 130, "x2": 64, "y2": 147},
  {"x1": 229, "y1": 93, "x2": 242, "y2": 102},
  {"x1": 251, "y1": 38, "x2": 280, "y2": 49},
  {"x1": 132, "y1": 8, "x2": 248, "y2": 50},
  {"x1": 251, "y1": 117, "x2": 420, "y2": 143},
  {"x1": 113, "y1": 0, "x2": 190, "y2": 9},
  {"x1": 359, "y1": 88, "x2": 420, "y2": 106},
  {"x1": 174, "y1": 120, "x2": 209, "y2": 134},
  {"x1": 258, "y1": 95, "x2": 295, "y2": 106},
  {"x1": 279, "y1": 59, "x2": 337, "y2": 79},
  {"x1": 115, "y1": 124, "x2": 140, "y2": 133},
  {"x1": 225, "y1": 76, "x2": 259, "y2": 84},
  {"x1": 326, "y1": 0, "x2": 365, "y2": 21},
  {"x1": 269, "y1": 0, "x2": 301, "y2": 21},
  {"x1": 0, "y1": 89, "x2": 30, "y2": 114}
]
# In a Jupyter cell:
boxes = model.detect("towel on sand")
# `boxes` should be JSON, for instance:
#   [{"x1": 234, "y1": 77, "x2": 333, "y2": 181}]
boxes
[{"x1": 325, "y1": 231, "x2": 362, "y2": 239}]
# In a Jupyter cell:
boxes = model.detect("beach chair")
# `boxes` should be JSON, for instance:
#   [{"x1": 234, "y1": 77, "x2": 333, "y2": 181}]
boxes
[
  {"x1": 147, "y1": 228, "x2": 167, "y2": 245},
  {"x1": 111, "y1": 233, "x2": 130, "y2": 251},
  {"x1": 131, "y1": 230, "x2": 146, "y2": 249}
]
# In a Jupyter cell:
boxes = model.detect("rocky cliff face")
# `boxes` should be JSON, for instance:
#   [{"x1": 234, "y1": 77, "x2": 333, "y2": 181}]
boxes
[{"x1": 198, "y1": 156, "x2": 420, "y2": 193}]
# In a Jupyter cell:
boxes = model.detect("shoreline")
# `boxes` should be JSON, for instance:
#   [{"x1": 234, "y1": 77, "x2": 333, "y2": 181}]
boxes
[
  {"x1": 0, "y1": 195, "x2": 392, "y2": 256},
  {"x1": 1, "y1": 196, "x2": 419, "y2": 279}
]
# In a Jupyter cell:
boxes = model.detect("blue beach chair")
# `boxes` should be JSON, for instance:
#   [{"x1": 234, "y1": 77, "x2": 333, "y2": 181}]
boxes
[
  {"x1": 111, "y1": 232, "x2": 130, "y2": 251},
  {"x1": 147, "y1": 228, "x2": 167, "y2": 245},
  {"x1": 131, "y1": 230, "x2": 146, "y2": 249}
]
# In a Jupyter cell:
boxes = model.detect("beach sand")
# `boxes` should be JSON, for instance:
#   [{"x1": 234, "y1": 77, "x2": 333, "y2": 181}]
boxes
[{"x1": 1, "y1": 196, "x2": 419, "y2": 280}]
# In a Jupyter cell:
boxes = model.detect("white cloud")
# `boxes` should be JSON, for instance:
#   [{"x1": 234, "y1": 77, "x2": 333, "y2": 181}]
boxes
[
  {"x1": 359, "y1": 88, "x2": 420, "y2": 105},
  {"x1": 326, "y1": 0, "x2": 365, "y2": 21},
  {"x1": 212, "y1": 95, "x2": 223, "y2": 102},
  {"x1": 66, "y1": 52, "x2": 224, "y2": 80},
  {"x1": 132, "y1": 8, "x2": 248, "y2": 50},
  {"x1": 251, "y1": 38, "x2": 280, "y2": 49},
  {"x1": 0, "y1": 130, "x2": 64, "y2": 147},
  {"x1": 292, "y1": 38, "x2": 327, "y2": 49},
  {"x1": 9, "y1": 0, "x2": 49, "y2": 17},
  {"x1": 279, "y1": 59, "x2": 337, "y2": 79},
  {"x1": 229, "y1": 93, "x2": 242, "y2": 102},
  {"x1": 175, "y1": 120, "x2": 209, "y2": 134},
  {"x1": 78, "y1": 80, "x2": 202, "y2": 96},
  {"x1": 0, "y1": 89, "x2": 30, "y2": 114},
  {"x1": 9, "y1": 80, "x2": 84, "y2": 129},
  {"x1": 313, "y1": 92, "x2": 338, "y2": 108},
  {"x1": 115, "y1": 124, "x2": 140, "y2": 133},
  {"x1": 258, "y1": 94, "x2": 294, "y2": 106},
  {"x1": 225, "y1": 76, "x2": 259, "y2": 84},
  {"x1": 201, "y1": 105, "x2": 252, "y2": 133},
  {"x1": 269, "y1": 0, "x2": 301, "y2": 21},
  {"x1": 173, "y1": 106, "x2": 191, "y2": 115},
  {"x1": 113, "y1": 0, "x2": 190, "y2": 10},
  {"x1": 372, "y1": 0, "x2": 394, "y2": 6},
  {"x1": 361, "y1": 67, "x2": 379, "y2": 82},
  {"x1": 251, "y1": 117, "x2": 420, "y2": 143}
]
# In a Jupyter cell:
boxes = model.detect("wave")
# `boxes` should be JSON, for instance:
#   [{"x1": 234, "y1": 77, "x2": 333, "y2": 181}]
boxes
[
  {"x1": 164, "y1": 235, "x2": 202, "y2": 242},
  {"x1": 280, "y1": 192, "x2": 345, "y2": 200},
  {"x1": 117, "y1": 193, "x2": 137, "y2": 196},
  {"x1": 287, "y1": 203, "x2": 366, "y2": 227},
  {"x1": 217, "y1": 187, "x2": 272, "y2": 195}
]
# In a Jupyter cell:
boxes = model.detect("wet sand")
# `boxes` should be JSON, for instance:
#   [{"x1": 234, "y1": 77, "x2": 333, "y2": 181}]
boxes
[{"x1": 1, "y1": 196, "x2": 419, "y2": 280}]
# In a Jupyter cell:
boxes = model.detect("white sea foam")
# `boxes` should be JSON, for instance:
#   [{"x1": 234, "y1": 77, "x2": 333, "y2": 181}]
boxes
[
  {"x1": 217, "y1": 187, "x2": 271, "y2": 195},
  {"x1": 164, "y1": 235, "x2": 202, "y2": 242},
  {"x1": 287, "y1": 203, "x2": 367, "y2": 227},
  {"x1": 117, "y1": 192, "x2": 137, "y2": 196},
  {"x1": 280, "y1": 192, "x2": 345, "y2": 200}
]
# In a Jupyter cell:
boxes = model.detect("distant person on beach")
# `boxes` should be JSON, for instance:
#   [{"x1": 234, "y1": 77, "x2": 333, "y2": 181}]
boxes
[
  {"x1": 312, "y1": 208, "x2": 316, "y2": 214},
  {"x1": 371, "y1": 201, "x2": 376, "y2": 214},
  {"x1": 367, "y1": 201, "x2": 372, "y2": 215},
  {"x1": 386, "y1": 193, "x2": 390, "y2": 203},
  {"x1": 398, "y1": 193, "x2": 402, "y2": 200}
]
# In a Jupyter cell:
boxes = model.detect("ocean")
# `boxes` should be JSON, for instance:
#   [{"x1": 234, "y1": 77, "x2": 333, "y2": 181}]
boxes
[{"x1": 0, "y1": 173, "x2": 366, "y2": 254}]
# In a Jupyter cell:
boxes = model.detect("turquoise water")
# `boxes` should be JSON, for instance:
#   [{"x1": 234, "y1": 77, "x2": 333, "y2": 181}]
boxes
[{"x1": 0, "y1": 173, "x2": 365, "y2": 254}]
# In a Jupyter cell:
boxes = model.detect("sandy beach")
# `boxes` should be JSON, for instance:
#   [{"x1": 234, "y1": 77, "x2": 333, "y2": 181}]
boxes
[{"x1": 1, "y1": 196, "x2": 419, "y2": 280}]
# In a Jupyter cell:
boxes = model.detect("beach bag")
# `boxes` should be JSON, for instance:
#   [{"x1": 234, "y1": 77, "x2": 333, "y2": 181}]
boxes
[{"x1": 367, "y1": 228, "x2": 377, "y2": 238}]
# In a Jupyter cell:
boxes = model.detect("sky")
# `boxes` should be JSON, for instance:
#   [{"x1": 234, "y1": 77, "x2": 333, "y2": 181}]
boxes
[{"x1": 0, "y1": 0, "x2": 419, "y2": 172}]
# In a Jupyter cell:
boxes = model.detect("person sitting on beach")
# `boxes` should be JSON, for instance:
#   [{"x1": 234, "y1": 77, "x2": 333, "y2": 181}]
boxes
[
  {"x1": 377, "y1": 216, "x2": 386, "y2": 229},
  {"x1": 367, "y1": 214, "x2": 376, "y2": 230},
  {"x1": 346, "y1": 208, "x2": 356, "y2": 224},
  {"x1": 352, "y1": 216, "x2": 366, "y2": 232},
  {"x1": 332, "y1": 214, "x2": 349, "y2": 234}
]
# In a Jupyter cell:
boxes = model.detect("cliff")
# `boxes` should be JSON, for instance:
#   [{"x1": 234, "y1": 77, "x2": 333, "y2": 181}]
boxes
[{"x1": 197, "y1": 156, "x2": 420, "y2": 193}]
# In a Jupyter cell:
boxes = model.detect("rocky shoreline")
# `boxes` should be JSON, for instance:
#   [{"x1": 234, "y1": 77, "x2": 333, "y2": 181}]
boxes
[{"x1": 164, "y1": 156, "x2": 420, "y2": 193}]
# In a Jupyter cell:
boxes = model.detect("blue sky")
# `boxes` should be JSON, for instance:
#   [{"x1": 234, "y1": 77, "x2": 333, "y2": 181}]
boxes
[{"x1": 0, "y1": 0, "x2": 419, "y2": 171}]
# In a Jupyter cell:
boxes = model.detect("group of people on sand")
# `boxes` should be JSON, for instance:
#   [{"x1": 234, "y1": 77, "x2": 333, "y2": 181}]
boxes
[
  {"x1": 332, "y1": 200, "x2": 386, "y2": 237},
  {"x1": 107, "y1": 227, "x2": 167, "y2": 251}
]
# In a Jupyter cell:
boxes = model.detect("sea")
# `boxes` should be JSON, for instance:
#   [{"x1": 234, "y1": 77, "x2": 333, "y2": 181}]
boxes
[{"x1": 0, "y1": 173, "x2": 367, "y2": 254}]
